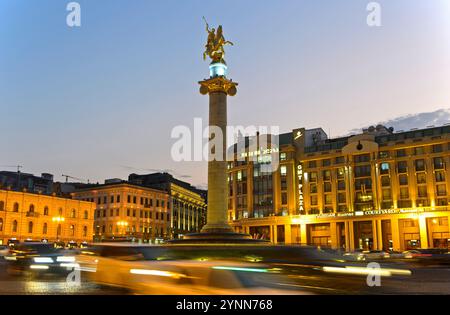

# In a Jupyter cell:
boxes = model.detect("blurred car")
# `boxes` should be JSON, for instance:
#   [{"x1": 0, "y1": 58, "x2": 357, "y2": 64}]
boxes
[
  {"x1": 0, "y1": 245, "x2": 9, "y2": 258},
  {"x1": 75, "y1": 245, "x2": 307, "y2": 295},
  {"x1": 5, "y1": 242, "x2": 77, "y2": 276},
  {"x1": 402, "y1": 248, "x2": 450, "y2": 265},
  {"x1": 362, "y1": 250, "x2": 391, "y2": 260},
  {"x1": 343, "y1": 250, "x2": 366, "y2": 261},
  {"x1": 387, "y1": 251, "x2": 404, "y2": 259},
  {"x1": 67, "y1": 241, "x2": 78, "y2": 250},
  {"x1": 7, "y1": 239, "x2": 20, "y2": 249},
  {"x1": 54, "y1": 241, "x2": 65, "y2": 249}
]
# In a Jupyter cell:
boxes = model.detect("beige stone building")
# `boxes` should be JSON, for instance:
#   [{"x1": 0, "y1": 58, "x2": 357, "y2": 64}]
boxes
[
  {"x1": 0, "y1": 189, "x2": 95, "y2": 245},
  {"x1": 72, "y1": 182, "x2": 172, "y2": 242},
  {"x1": 228, "y1": 125, "x2": 450, "y2": 251}
]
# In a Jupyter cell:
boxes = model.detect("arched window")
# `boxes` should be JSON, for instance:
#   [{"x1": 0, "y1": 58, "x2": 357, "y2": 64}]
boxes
[
  {"x1": 0, "y1": 218, "x2": 3, "y2": 231},
  {"x1": 43, "y1": 207, "x2": 49, "y2": 216},
  {"x1": 70, "y1": 225, "x2": 75, "y2": 236},
  {"x1": 29, "y1": 204, "x2": 35, "y2": 213},
  {"x1": 83, "y1": 226, "x2": 88, "y2": 237},
  {"x1": 12, "y1": 220, "x2": 18, "y2": 232},
  {"x1": 57, "y1": 224, "x2": 62, "y2": 238},
  {"x1": 84, "y1": 210, "x2": 88, "y2": 219},
  {"x1": 58, "y1": 208, "x2": 63, "y2": 216},
  {"x1": 13, "y1": 203, "x2": 19, "y2": 212},
  {"x1": 71, "y1": 209, "x2": 76, "y2": 218},
  {"x1": 0, "y1": 201, "x2": 4, "y2": 211},
  {"x1": 28, "y1": 221, "x2": 33, "y2": 234},
  {"x1": 43, "y1": 223, "x2": 48, "y2": 235}
]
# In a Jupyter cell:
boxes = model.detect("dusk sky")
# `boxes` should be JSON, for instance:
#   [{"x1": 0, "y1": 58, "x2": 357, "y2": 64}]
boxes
[{"x1": 1, "y1": 0, "x2": 449, "y2": 188}]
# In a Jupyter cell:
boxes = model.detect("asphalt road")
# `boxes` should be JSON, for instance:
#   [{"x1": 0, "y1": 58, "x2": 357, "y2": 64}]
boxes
[{"x1": 0, "y1": 259, "x2": 449, "y2": 295}]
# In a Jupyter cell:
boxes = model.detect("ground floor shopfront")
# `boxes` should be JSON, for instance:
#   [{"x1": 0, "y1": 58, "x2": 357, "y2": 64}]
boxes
[{"x1": 230, "y1": 209, "x2": 450, "y2": 251}]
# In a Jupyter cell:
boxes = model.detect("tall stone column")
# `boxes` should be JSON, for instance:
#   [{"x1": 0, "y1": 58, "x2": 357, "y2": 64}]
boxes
[{"x1": 199, "y1": 73, "x2": 238, "y2": 234}]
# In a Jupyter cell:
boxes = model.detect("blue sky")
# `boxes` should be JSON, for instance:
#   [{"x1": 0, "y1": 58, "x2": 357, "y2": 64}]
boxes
[{"x1": 1, "y1": 0, "x2": 449, "y2": 187}]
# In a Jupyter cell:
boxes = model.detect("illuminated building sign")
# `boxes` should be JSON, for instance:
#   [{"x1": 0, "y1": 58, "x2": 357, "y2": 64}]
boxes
[
  {"x1": 240, "y1": 148, "x2": 279, "y2": 158},
  {"x1": 297, "y1": 164, "x2": 304, "y2": 213},
  {"x1": 315, "y1": 208, "x2": 435, "y2": 219}
]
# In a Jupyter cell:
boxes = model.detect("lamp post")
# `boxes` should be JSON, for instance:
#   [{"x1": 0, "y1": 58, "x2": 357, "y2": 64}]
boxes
[{"x1": 52, "y1": 216, "x2": 65, "y2": 242}]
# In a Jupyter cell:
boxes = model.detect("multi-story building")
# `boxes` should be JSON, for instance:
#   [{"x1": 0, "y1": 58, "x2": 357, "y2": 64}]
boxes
[
  {"x1": 128, "y1": 173, "x2": 207, "y2": 237},
  {"x1": 72, "y1": 182, "x2": 173, "y2": 242},
  {"x1": 0, "y1": 171, "x2": 54, "y2": 195},
  {"x1": 0, "y1": 189, "x2": 95, "y2": 245},
  {"x1": 228, "y1": 124, "x2": 450, "y2": 251}
]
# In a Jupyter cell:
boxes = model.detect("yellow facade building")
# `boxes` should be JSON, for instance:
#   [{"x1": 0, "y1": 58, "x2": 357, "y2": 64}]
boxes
[
  {"x1": 72, "y1": 182, "x2": 173, "y2": 242},
  {"x1": 0, "y1": 189, "x2": 95, "y2": 245},
  {"x1": 228, "y1": 125, "x2": 450, "y2": 251}
]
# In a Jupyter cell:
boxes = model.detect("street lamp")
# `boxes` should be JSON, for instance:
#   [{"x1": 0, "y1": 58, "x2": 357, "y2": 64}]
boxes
[{"x1": 52, "y1": 216, "x2": 65, "y2": 242}]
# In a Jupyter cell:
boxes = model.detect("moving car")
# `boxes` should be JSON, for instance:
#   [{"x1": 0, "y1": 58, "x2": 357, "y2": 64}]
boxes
[
  {"x1": 76, "y1": 245, "x2": 306, "y2": 295},
  {"x1": 5, "y1": 242, "x2": 77, "y2": 276},
  {"x1": 0, "y1": 245, "x2": 9, "y2": 258},
  {"x1": 402, "y1": 248, "x2": 450, "y2": 265}
]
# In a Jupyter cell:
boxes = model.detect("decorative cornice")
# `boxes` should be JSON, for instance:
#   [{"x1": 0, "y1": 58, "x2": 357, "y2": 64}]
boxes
[{"x1": 199, "y1": 76, "x2": 238, "y2": 96}]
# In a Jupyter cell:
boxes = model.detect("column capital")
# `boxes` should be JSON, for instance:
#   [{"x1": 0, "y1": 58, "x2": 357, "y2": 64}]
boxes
[{"x1": 199, "y1": 77, "x2": 238, "y2": 96}]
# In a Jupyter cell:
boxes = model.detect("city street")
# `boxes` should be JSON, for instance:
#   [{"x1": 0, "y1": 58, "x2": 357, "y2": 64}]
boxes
[{"x1": 1, "y1": 259, "x2": 450, "y2": 295}]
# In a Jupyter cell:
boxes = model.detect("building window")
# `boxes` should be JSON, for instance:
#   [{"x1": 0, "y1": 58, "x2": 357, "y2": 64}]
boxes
[
  {"x1": 71, "y1": 209, "x2": 76, "y2": 218},
  {"x1": 354, "y1": 165, "x2": 371, "y2": 178},
  {"x1": 380, "y1": 162, "x2": 390, "y2": 174},
  {"x1": 379, "y1": 151, "x2": 389, "y2": 159},
  {"x1": 281, "y1": 192, "x2": 288, "y2": 205},
  {"x1": 382, "y1": 189, "x2": 392, "y2": 200},
  {"x1": 324, "y1": 194, "x2": 332, "y2": 205},
  {"x1": 397, "y1": 161, "x2": 408, "y2": 173},
  {"x1": 381, "y1": 176, "x2": 390, "y2": 187},
  {"x1": 396, "y1": 149, "x2": 406, "y2": 157},
  {"x1": 12, "y1": 220, "x2": 18, "y2": 233},
  {"x1": 308, "y1": 161, "x2": 317, "y2": 168},
  {"x1": 116, "y1": 209, "x2": 119, "y2": 216},
  {"x1": 13, "y1": 203, "x2": 19, "y2": 212},
  {"x1": 400, "y1": 187, "x2": 409, "y2": 199},
  {"x1": 44, "y1": 207, "x2": 49, "y2": 216},
  {"x1": 29, "y1": 204, "x2": 35, "y2": 213},
  {"x1": 414, "y1": 147, "x2": 425, "y2": 155},
  {"x1": 335, "y1": 156, "x2": 345, "y2": 164},
  {"x1": 0, "y1": 218, "x2": 3, "y2": 231},
  {"x1": 310, "y1": 172, "x2": 317, "y2": 182},
  {"x1": 127, "y1": 195, "x2": 131, "y2": 203},
  {"x1": 310, "y1": 183, "x2": 317, "y2": 194},
  {"x1": 415, "y1": 159, "x2": 425, "y2": 171},
  {"x1": 43, "y1": 223, "x2": 48, "y2": 235},
  {"x1": 338, "y1": 193, "x2": 346, "y2": 204},
  {"x1": 28, "y1": 221, "x2": 33, "y2": 234},
  {"x1": 58, "y1": 208, "x2": 63, "y2": 216},
  {"x1": 416, "y1": 173, "x2": 427, "y2": 184},
  {"x1": 310, "y1": 195, "x2": 318, "y2": 206},
  {"x1": 117, "y1": 195, "x2": 121, "y2": 203},
  {"x1": 322, "y1": 170, "x2": 331, "y2": 181},
  {"x1": 84, "y1": 210, "x2": 88, "y2": 219},
  {"x1": 0, "y1": 201, "x2": 4, "y2": 211},
  {"x1": 399, "y1": 174, "x2": 408, "y2": 186},
  {"x1": 434, "y1": 157, "x2": 445, "y2": 169},
  {"x1": 337, "y1": 180, "x2": 345, "y2": 191},
  {"x1": 354, "y1": 154, "x2": 370, "y2": 163},
  {"x1": 436, "y1": 184, "x2": 447, "y2": 197},
  {"x1": 280, "y1": 166, "x2": 287, "y2": 176},
  {"x1": 337, "y1": 168, "x2": 345, "y2": 179},
  {"x1": 432, "y1": 144, "x2": 443, "y2": 153},
  {"x1": 280, "y1": 152, "x2": 287, "y2": 161},
  {"x1": 322, "y1": 159, "x2": 331, "y2": 167},
  {"x1": 436, "y1": 171, "x2": 446, "y2": 182},
  {"x1": 83, "y1": 226, "x2": 88, "y2": 237},
  {"x1": 324, "y1": 182, "x2": 332, "y2": 193},
  {"x1": 418, "y1": 186, "x2": 428, "y2": 198}
]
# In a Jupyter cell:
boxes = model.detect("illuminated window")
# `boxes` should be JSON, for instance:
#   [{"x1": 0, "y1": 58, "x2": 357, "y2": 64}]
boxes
[
  {"x1": 280, "y1": 166, "x2": 287, "y2": 176},
  {"x1": 280, "y1": 153, "x2": 287, "y2": 161}
]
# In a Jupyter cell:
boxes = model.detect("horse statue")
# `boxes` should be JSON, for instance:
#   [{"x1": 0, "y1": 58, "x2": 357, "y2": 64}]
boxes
[{"x1": 203, "y1": 17, "x2": 234, "y2": 64}]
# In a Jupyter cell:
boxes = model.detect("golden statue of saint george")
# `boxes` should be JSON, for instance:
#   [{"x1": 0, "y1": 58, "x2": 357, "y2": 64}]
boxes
[{"x1": 203, "y1": 17, "x2": 234, "y2": 64}]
